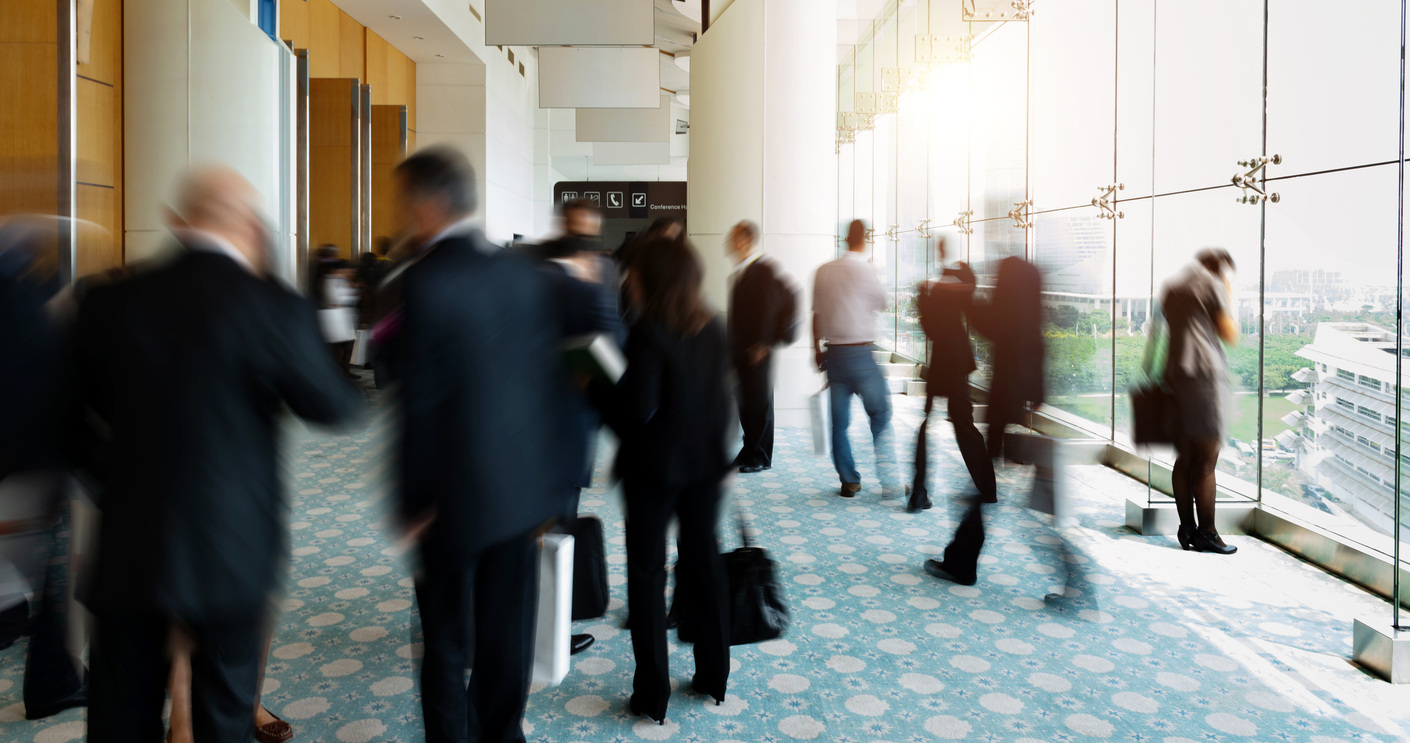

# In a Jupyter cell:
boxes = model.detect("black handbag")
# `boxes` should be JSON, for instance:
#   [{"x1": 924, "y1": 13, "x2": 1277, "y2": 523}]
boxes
[
  {"x1": 723, "y1": 510, "x2": 789, "y2": 646},
  {"x1": 1130, "y1": 383, "x2": 1178, "y2": 445},
  {"x1": 563, "y1": 515, "x2": 609, "y2": 621}
]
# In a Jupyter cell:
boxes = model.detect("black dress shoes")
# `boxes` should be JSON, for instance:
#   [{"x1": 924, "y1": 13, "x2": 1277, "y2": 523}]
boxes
[
  {"x1": 24, "y1": 684, "x2": 88, "y2": 720},
  {"x1": 1189, "y1": 527, "x2": 1237, "y2": 555},
  {"x1": 629, "y1": 695, "x2": 666, "y2": 725},
  {"x1": 570, "y1": 633, "x2": 595, "y2": 655},
  {"x1": 923, "y1": 559, "x2": 976, "y2": 586},
  {"x1": 905, "y1": 491, "x2": 933, "y2": 514},
  {"x1": 738, "y1": 464, "x2": 769, "y2": 474}
]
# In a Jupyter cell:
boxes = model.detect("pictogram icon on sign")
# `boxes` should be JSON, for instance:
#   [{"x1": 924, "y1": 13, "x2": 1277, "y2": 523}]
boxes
[
  {"x1": 607, "y1": 192, "x2": 623, "y2": 208},
  {"x1": 561, "y1": 192, "x2": 578, "y2": 202},
  {"x1": 585, "y1": 192, "x2": 601, "y2": 205},
  {"x1": 632, "y1": 193, "x2": 646, "y2": 208}
]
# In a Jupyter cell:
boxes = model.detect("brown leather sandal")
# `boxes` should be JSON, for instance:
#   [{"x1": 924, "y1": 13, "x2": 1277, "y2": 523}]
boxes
[{"x1": 254, "y1": 707, "x2": 294, "y2": 743}]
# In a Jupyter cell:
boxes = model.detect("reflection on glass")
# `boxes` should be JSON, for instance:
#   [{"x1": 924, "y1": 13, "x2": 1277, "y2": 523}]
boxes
[
  {"x1": 1036, "y1": 210, "x2": 1115, "y2": 431},
  {"x1": 1261, "y1": 166, "x2": 1402, "y2": 552}
]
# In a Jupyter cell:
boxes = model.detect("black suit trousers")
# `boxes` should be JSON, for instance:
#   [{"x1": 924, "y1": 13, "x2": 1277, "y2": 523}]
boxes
[
  {"x1": 941, "y1": 499, "x2": 987, "y2": 583},
  {"x1": 733, "y1": 354, "x2": 774, "y2": 468},
  {"x1": 912, "y1": 391, "x2": 995, "y2": 501},
  {"x1": 88, "y1": 612, "x2": 260, "y2": 743},
  {"x1": 623, "y1": 477, "x2": 730, "y2": 718},
  {"x1": 415, "y1": 531, "x2": 538, "y2": 743}
]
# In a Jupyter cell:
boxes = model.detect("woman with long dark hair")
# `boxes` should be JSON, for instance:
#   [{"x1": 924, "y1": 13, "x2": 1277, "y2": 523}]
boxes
[{"x1": 608, "y1": 237, "x2": 732, "y2": 723}]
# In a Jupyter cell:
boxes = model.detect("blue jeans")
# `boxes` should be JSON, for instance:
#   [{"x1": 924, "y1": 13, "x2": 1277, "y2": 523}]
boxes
[{"x1": 825, "y1": 345, "x2": 896, "y2": 486}]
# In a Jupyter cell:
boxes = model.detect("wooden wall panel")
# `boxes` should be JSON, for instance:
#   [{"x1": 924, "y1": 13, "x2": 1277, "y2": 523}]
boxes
[
  {"x1": 281, "y1": 0, "x2": 310, "y2": 49},
  {"x1": 310, "y1": 79, "x2": 357, "y2": 259},
  {"x1": 0, "y1": 2, "x2": 57, "y2": 44},
  {"x1": 76, "y1": 78, "x2": 115, "y2": 186},
  {"x1": 0, "y1": 44, "x2": 60, "y2": 215},
  {"x1": 78, "y1": 0, "x2": 121, "y2": 84},
  {"x1": 365, "y1": 29, "x2": 389, "y2": 103},
  {"x1": 370, "y1": 105, "x2": 405, "y2": 241},
  {"x1": 338, "y1": 10, "x2": 363, "y2": 80},
  {"x1": 75, "y1": 183, "x2": 119, "y2": 275},
  {"x1": 308, "y1": 0, "x2": 341, "y2": 78},
  {"x1": 311, "y1": 78, "x2": 355, "y2": 148}
]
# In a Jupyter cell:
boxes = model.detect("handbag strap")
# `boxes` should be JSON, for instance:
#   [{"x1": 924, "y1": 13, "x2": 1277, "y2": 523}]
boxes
[{"x1": 1141, "y1": 307, "x2": 1167, "y2": 383}]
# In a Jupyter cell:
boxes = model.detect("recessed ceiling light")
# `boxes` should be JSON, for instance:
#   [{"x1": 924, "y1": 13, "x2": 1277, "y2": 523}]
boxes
[
  {"x1": 389, "y1": 15, "x2": 402, "y2": 20},
  {"x1": 414, "y1": 35, "x2": 424, "y2": 40},
  {"x1": 436, "y1": 54, "x2": 446, "y2": 58}
]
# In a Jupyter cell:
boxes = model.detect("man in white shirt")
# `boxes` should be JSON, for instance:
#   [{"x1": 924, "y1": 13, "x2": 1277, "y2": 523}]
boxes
[{"x1": 811, "y1": 219, "x2": 902, "y2": 499}]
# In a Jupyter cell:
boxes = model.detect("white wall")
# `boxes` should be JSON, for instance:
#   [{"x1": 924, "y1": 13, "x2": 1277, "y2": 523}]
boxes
[
  {"x1": 549, "y1": 106, "x2": 689, "y2": 184},
  {"x1": 689, "y1": 0, "x2": 837, "y2": 426},
  {"x1": 416, "y1": 62, "x2": 489, "y2": 234},
  {"x1": 483, "y1": 48, "x2": 538, "y2": 245},
  {"x1": 126, "y1": 0, "x2": 294, "y2": 277}
]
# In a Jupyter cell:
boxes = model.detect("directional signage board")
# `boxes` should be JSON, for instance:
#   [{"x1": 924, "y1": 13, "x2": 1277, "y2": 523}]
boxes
[{"x1": 553, "y1": 181, "x2": 686, "y2": 222}]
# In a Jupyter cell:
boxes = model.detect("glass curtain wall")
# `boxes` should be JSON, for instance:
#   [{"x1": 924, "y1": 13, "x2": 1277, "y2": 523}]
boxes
[{"x1": 836, "y1": 0, "x2": 1409, "y2": 587}]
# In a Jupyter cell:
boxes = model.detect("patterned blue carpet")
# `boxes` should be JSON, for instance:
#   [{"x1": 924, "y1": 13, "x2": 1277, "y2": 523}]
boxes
[{"x1": 2, "y1": 377, "x2": 1409, "y2": 742}]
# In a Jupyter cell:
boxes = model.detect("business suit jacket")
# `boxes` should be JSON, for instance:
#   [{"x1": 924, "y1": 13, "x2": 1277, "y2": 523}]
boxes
[
  {"x1": 609, "y1": 317, "x2": 733, "y2": 492},
  {"x1": 69, "y1": 246, "x2": 362, "y2": 622},
  {"x1": 728, "y1": 257, "x2": 792, "y2": 360},
  {"x1": 918, "y1": 264, "x2": 978, "y2": 398},
  {"x1": 971, "y1": 256, "x2": 1045, "y2": 407},
  {"x1": 397, "y1": 230, "x2": 577, "y2": 560}
]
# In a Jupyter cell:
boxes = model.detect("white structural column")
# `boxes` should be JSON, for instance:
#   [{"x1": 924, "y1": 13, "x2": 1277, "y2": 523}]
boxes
[
  {"x1": 689, "y1": 0, "x2": 838, "y2": 426},
  {"x1": 417, "y1": 63, "x2": 490, "y2": 234},
  {"x1": 125, "y1": 0, "x2": 293, "y2": 274}
]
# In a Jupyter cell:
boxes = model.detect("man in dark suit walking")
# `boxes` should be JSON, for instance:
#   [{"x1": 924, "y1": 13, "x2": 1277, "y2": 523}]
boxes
[
  {"x1": 391, "y1": 147, "x2": 578, "y2": 743},
  {"x1": 726, "y1": 221, "x2": 796, "y2": 473},
  {"x1": 911, "y1": 249, "x2": 996, "y2": 587},
  {"x1": 68, "y1": 167, "x2": 363, "y2": 742}
]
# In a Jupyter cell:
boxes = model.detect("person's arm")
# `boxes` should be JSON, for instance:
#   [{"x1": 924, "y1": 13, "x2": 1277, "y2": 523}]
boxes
[
  {"x1": 1216, "y1": 310, "x2": 1239, "y2": 345},
  {"x1": 271, "y1": 289, "x2": 364, "y2": 426},
  {"x1": 1213, "y1": 275, "x2": 1239, "y2": 345},
  {"x1": 812, "y1": 314, "x2": 824, "y2": 371},
  {"x1": 751, "y1": 266, "x2": 780, "y2": 364}
]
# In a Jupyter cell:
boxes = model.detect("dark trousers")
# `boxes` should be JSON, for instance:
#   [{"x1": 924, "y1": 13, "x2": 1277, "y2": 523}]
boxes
[
  {"x1": 89, "y1": 612, "x2": 260, "y2": 743},
  {"x1": 415, "y1": 532, "x2": 538, "y2": 743},
  {"x1": 985, "y1": 392, "x2": 1022, "y2": 460},
  {"x1": 733, "y1": 354, "x2": 774, "y2": 468},
  {"x1": 23, "y1": 485, "x2": 85, "y2": 713},
  {"x1": 940, "y1": 500, "x2": 986, "y2": 583},
  {"x1": 913, "y1": 391, "x2": 996, "y2": 501},
  {"x1": 623, "y1": 477, "x2": 729, "y2": 719}
]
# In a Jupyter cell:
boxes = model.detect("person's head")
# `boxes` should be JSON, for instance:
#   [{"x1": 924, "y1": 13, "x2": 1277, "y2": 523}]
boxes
[
  {"x1": 1195, "y1": 248, "x2": 1235, "y2": 280},
  {"x1": 167, "y1": 165, "x2": 270, "y2": 276},
  {"x1": 644, "y1": 217, "x2": 683, "y2": 243},
  {"x1": 317, "y1": 244, "x2": 339, "y2": 261},
  {"x1": 632, "y1": 237, "x2": 710, "y2": 337},
  {"x1": 726, "y1": 220, "x2": 759, "y2": 264},
  {"x1": 560, "y1": 199, "x2": 602, "y2": 238},
  {"x1": 394, "y1": 146, "x2": 478, "y2": 246},
  {"x1": 846, "y1": 219, "x2": 867, "y2": 253}
]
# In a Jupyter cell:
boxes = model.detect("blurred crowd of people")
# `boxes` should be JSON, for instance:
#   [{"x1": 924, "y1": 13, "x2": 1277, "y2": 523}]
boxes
[{"x1": 0, "y1": 143, "x2": 1242, "y2": 742}]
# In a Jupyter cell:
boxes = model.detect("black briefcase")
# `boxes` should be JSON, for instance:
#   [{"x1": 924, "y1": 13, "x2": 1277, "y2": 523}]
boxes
[
  {"x1": 724, "y1": 512, "x2": 789, "y2": 646},
  {"x1": 564, "y1": 515, "x2": 609, "y2": 621},
  {"x1": 1130, "y1": 383, "x2": 1177, "y2": 445}
]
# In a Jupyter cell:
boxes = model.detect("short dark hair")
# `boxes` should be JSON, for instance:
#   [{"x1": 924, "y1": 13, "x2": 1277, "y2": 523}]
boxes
[
  {"x1": 1195, "y1": 248, "x2": 1235, "y2": 275},
  {"x1": 395, "y1": 146, "x2": 477, "y2": 215},
  {"x1": 559, "y1": 198, "x2": 601, "y2": 219}
]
